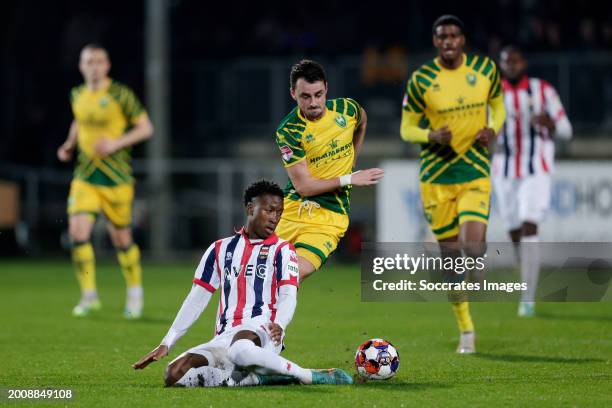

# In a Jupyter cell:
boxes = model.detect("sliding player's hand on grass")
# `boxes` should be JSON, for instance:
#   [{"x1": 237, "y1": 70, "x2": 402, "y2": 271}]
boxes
[
  {"x1": 267, "y1": 323, "x2": 284, "y2": 346},
  {"x1": 351, "y1": 168, "x2": 385, "y2": 186},
  {"x1": 132, "y1": 344, "x2": 169, "y2": 369}
]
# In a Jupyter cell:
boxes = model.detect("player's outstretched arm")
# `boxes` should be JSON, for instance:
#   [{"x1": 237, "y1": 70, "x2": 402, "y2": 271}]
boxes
[
  {"x1": 132, "y1": 285, "x2": 212, "y2": 369},
  {"x1": 132, "y1": 345, "x2": 169, "y2": 369},
  {"x1": 286, "y1": 161, "x2": 384, "y2": 197},
  {"x1": 57, "y1": 120, "x2": 78, "y2": 162}
]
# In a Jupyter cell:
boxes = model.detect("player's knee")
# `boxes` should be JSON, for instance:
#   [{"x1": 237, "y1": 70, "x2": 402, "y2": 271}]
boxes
[
  {"x1": 69, "y1": 226, "x2": 90, "y2": 242},
  {"x1": 163, "y1": 363, "x2": 179, "y2": 386},
  {"x1": 299, "y1": 268, "x2": 314, "y2": 281},
  {"x1": 463, "y1": 241, "x2": 487, "y2": 259},
  {"x1": 298, "y1": 257, "x2": 317, "y2": 281},
  {"x1": 109, "y1": 227, "x2": 133, "y2": 248},
  {"x1": 228, "y1": 339, "x2": 255, "y2": 365}
]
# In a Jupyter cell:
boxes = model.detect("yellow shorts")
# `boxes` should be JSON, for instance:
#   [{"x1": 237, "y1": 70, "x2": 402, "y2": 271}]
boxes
[
  {"x1": 275, "y1": 199, "x2": 349, "y2": 270},
  {"x1": 420, "y1": 177, "x2": 491, "y2": 240},
  {"x1": 67, "y1": 179, "x2": 134, "y2": 227}
]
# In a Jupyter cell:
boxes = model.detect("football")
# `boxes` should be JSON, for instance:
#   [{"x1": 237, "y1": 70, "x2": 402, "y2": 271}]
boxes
[{"x1": 354, "y1": 338, "x2": 400, "y2": 380}]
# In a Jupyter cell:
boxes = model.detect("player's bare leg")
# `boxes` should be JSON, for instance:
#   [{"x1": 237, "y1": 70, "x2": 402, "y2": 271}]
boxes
[
  {"x1": 517, "y1": 222, "x2": 539, "y2": 317},
  {"x1": 297, "y1": 256, "x2": 317, "y2": 282},
  {"x1": 164, "y1": 353, "x2": 213, "y2": 386},
  {"x1": 438, "y1": 235, "x2": 474, "y2": 354},
  {"x1": 69, "y1": 213, "x2": 100, "y2": 316},
  {"x1": 440, "y1": 221, "x2": 486, "y2": 354},
  {"x1": 227, "y1": 330, "x2": 352, "y2": 386},
  {"x1": 456, "y1": 220, "x2": 487, "y2": 354},
  {"x1": 461, "y1": 221, "x2": 487, "y2": 282},
  {"x1": 108, "y1": 224, "x2": 143, "y2": 319}
]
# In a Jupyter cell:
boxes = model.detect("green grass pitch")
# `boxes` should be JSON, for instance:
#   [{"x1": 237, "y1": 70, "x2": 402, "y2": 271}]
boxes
[{"x1": 1, "y1": 259, "x2": 611, "y2": 407}]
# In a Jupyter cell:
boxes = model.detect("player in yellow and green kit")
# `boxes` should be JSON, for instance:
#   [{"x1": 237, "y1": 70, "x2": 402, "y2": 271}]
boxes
[
  {"x1": 275, "y1": 60, "x2": 384, "y2": 281},
  {"x1": 57, "y1": 44, "x2": 153, "y2": 318},
  {"x1": 400, "y1": 16, "x2": 506, "y2": 353}
]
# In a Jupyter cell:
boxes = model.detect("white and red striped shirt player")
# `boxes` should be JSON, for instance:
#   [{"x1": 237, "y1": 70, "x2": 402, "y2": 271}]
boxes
[
  {"x1": 161, "y1": 229, "x2": 299, "y2": 349},
  {"x1": 492, "y1": 76, "x2": 572, "y2": 231},
  {"x1": 493, "y1": 76, "x2": 572, "y2": 180}
]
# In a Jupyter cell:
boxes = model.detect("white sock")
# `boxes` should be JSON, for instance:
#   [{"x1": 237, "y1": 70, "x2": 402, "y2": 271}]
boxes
[
  {"x1": 228, "y1": 339, "x2": 312, "y2": 384},
  {"x1": 127, "y1": 286, "x2": 143, "y2": 298},
  {"x1": 174, "y1": 366, "x2": 229, "y2": 387},
  {"x1": 83, "y1": 290, "x2": 98, "y2": 300},
  {"x1": 520, "y1": 235, "x2": 540, "y2": 303}
]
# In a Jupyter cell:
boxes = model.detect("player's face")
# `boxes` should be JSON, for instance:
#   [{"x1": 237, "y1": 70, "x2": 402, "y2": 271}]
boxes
[
  {"x1": 433, "y1": 25, "x2": 465, "y2": 63},
  {"x1": 500, "y1": 50, "x2": 527, "y2": 81},
  {"x1": 79, "y1": 48, "x2": 111, "y2": 83},
  {"x1": 246, "y1": 194, "x2": 284, "y2": 239},
  {"x1": 291, "y1": 79, "x2": 328, "y2": 121}
]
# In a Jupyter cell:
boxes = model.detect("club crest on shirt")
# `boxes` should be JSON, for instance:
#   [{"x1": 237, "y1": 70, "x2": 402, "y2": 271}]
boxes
[
  {"x1": 256, "y1": 264, "x2": 267, "y2": 279},
  {"x1": 335, "y1": 114, "x2": 347, "y2": 128},
  {"x1": 466, "y1": 73, "x2": 477, "y2": 86},
  {"x1": 305, "y1": 134, "x2": 314, "y2": 143},
  {"x1": 327, "y1": 138, "x2": 339, "y2": 149},
  {"x1": 226, "y1": 251, "x2": 233, "y2": 261},
  {"x1": 258, "y1": 246, "x2": 270, "y2": 259},
  {"x1": 280, "y1": 145, "x2": 293, "y2": 161},
  {"x1": 99, "y1": 97, "x2": 109, "y2": 107}
]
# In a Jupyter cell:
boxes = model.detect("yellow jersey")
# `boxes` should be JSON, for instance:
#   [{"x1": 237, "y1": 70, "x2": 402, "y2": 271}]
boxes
[
  {"x1": 402, "y1": 54, "x2": 505, "y2": 184},
  {"x1": 70, "y1": 79, "x2": 147, "y2": 186},
  {"x1": 275, "y1": 98, "x2": 362, "y2": 214}
]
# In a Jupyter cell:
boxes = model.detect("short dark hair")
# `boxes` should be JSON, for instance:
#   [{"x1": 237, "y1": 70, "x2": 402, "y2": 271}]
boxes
[
  {"x1": 500, "y1": 44, "x2": 523, "y2": 57},
  {"x1": 432, "y1": 15, "x2": 465, "y2": 35},
  {"x1": 289, "y1": 59, "x2": 327, "y2": 90},
  {"x1": 81, "y1": 43, "x2": 108, "y2": 54},
  {"x1": 243, "y1": 180, "x2": 284, "y2": 207}
]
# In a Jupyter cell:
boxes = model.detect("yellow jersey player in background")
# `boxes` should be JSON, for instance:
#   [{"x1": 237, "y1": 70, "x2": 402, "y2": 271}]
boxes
[
  {"x1": 275, "y1": 60, "x2": 384, "y2": 281},
  {"x1": 400, "y1": 16, "x2": 506, "y2": 353},
  {"x1": 57, "y1": 44, "x2": 153, "y2": 318}
]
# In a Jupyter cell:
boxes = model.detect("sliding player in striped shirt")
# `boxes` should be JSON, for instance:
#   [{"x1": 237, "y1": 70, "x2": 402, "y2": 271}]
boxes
[
  {"x1": 492, "y1": 45, "x2": 572, "y2": 317},
  {"x1": 133, "y1": 180, "x2": 352, "y2": 387}
]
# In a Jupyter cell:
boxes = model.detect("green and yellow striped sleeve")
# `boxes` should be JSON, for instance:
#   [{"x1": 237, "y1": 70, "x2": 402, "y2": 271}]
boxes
[{"x1": 109, "y1": 82, "x2": 147, "y2": 124}]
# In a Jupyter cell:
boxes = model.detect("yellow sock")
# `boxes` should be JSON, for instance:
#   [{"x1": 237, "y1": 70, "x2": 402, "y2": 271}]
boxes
[
  {"x1": 117, "y1": 244, "x2": 142, "y2": 288},
  {"x1": 451, "y1": 302, "x2": 474, "y2": 333},
  {"x1": 72, "y1": 242, "x2": 96, "y2": 292}
]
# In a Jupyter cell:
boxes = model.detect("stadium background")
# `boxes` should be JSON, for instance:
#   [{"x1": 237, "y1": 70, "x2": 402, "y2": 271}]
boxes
[{"x1": 1, "y1": 0, "x2": 611, "y2": 259}]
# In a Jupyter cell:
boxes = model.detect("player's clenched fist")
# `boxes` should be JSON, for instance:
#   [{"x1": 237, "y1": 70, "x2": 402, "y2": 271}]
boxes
[
  {"x1": 351, "y1": 168, "x2": 385, "y2": 186},
  {"x1": 57, "y1": 144, "x2": 74, "y2": 162},
  {"x1": 95, "y1": 137, "x2": 118, "y2": 157},
  {"x1": 475, "y1": 127, "x2": 496, "y2": 147},
  {"x1": 428, "y1": 125, "x2": 453, "y2": 145},
  {"x1": 132, "y1": 344, "x2": 169, "y2": 369}
]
